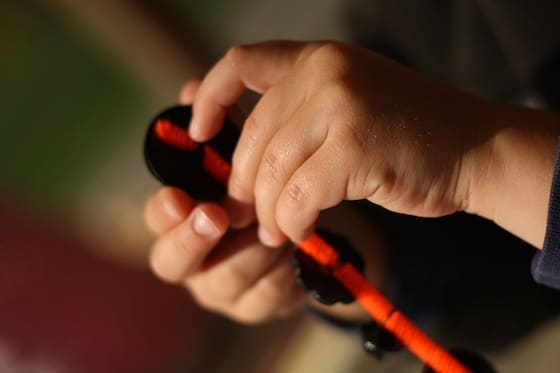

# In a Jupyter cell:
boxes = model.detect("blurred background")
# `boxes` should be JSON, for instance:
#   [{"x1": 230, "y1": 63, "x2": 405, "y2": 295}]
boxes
[{"x1": 2, "y1": 1, "x2": 560, "y2": 372}]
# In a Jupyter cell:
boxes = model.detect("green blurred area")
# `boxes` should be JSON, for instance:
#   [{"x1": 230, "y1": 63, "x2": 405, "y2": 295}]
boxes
[
  {"x1": 158, "y1": 0, "x2": 239, "y2": 33},
  {"x1": 0, "y1": 1, "x2": 151, "y2": 210}
]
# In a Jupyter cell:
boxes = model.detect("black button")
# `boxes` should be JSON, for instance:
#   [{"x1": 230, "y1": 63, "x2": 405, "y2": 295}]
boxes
[
  {"x1": 360, "y1": 321, "x2": 403, "y2": 359},
  {"x1": 292, "y1": 228, "x2": 364, "y2": 305},
  {"x1": 144, "y1": 105, "x2": 239, "y2": 201}
]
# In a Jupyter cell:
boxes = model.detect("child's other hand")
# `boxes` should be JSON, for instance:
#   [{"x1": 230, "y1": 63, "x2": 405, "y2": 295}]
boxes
[{"x1": 144, "y1": 186, "x2": 308, "y2": 324}]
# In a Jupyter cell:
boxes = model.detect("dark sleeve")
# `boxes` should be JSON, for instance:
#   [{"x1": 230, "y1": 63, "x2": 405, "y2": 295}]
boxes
[
  {"x1": 353, "y1": 201, "x2": 560, "y2": 351},
  {"x1": 532, "y1": 141, "x2": 560, "y2": 289}
]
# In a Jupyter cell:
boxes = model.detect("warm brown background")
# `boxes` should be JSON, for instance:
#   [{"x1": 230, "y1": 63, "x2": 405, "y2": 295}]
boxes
[{"x1": 2, "y1": 1, "x2": 559, "y2": 372}]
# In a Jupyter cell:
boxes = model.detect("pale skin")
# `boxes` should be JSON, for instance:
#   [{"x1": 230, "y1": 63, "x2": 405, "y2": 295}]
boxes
[{"x1": 145, "y1": 40, "x2": 560, "y2": 324}]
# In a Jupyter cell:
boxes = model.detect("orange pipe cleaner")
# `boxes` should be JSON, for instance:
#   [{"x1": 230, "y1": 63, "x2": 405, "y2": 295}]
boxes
[{"x1": 154, "y1": 119, "x2": 471, "y2": 373}]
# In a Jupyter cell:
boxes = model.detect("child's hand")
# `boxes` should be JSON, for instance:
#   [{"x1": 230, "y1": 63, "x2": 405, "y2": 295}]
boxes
[
  {"x1": 144, "y1": 186, "x2": 308, "y2": 324},
  {"x1": 189, "y1": 41, "x2": 495, "y2": 247},
  {"x1": 143, "y1": 81, "x2": 310, "y2": 323},
  {"x1": 143, "y1": 79, "x2": 390, "y2": 324}
]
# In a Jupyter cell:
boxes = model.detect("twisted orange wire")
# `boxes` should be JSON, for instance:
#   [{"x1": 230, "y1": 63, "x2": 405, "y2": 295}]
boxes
[{"x1": 154, "y1": 119, "x2": 471, "y2": 373}]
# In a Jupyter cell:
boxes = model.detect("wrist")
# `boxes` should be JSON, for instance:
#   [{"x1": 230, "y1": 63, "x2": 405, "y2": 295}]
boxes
[
  {"x1": 461, "y1": 101, "x2": 503, "y2": 222},
  {"x1": 466, "y1": 102, "x2": 560, "y2": 248}
]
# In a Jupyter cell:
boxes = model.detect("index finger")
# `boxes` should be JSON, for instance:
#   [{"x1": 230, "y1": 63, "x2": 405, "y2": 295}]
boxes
[{"x1": 189, "y1": 41, "x2": 314, "y2": 142}]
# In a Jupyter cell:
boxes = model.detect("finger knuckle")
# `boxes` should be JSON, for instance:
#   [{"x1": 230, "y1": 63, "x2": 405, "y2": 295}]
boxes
[
  {"x1": 258, "y1": 274, "x2": 286, "y2": 301},
  {"x1": 309, "y1": 42, "x2": 344, "y2": 61},
  {"x1": 215, "y1": 263, "x2": 253, "y2": 294},
  {"x1": 260, "y1": 149, "x2": 282, "y2": 184},
  {"x1": 306, "y1": 42, "x2": 350, "y2": 71},
  {"x1": 190, "y1": 288, "x2": 223, "y2": 312},
  {"x1": 188, "y1": 277, "x2": 231, "y2": 310},
  {"x1": 231, "y1": 114, "x2": 261, "y2": 169},
  {"x1": 277, "y1": 182, "x2": 308, "y2": 233},
  {"x1": 228, "y1": 175, "x2": 251, "y2": 201},
  {"x1": 228, "y1": 116, "x2": 263, "y2": 203},
  {"x1": 171, "y1": 228, "x2": 190, "y2": 254},
  {"x1": 229, "y1": 284, "x2": 284, "y2": 325},
  {"x1": 319, "y1": 83, "x2": 351, "y2": 110},
  {"x1": 149, "y1": 244, "x2": 183, "y2": 284},
  {"x1": 240, "y1": 114, "x2": 260, "y2": 147},
  {"x1": 229, "y1": 310, "x2": 267, "y2": 325},
  {"x1": 284, "y1": 181, "x2": 306, "y2": 206},
  {"x1": 224, "y1": 44, "x2": 249, "y2": 66},
  {"x1": 332, "y1": 124, "x2": 368, "y2": 158},
  {"x1": 257, "y1": 268, "x2": 292, "y2": 302}
]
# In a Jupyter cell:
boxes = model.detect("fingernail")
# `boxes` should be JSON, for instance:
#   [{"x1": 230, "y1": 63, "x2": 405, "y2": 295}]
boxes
[
  {"x1": 188, "y1": 118, "x2": 202, "y2": 142},
  {"x1": 258, "y1": 225, "x2": 278, "y2": 247},
  {"x1": 193, "y1": 210, "x2": 219, "y2": 237}
]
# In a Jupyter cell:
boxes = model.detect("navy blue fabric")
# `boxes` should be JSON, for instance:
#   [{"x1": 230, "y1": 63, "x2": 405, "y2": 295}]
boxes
[{"x1": 532, "y1": 141, "x2": 560, "y2": 289}]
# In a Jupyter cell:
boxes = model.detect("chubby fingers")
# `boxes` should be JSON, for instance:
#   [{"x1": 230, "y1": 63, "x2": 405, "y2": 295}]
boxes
[
  {"x1": 149, "y1": 203, "x2": 229, "y2": 283},
  {"x1": 254, "y1": 128, "x2": 360, "y2": 244},
  {"x1": 144, "y1": 187, "x2": 194, "y2": 235},
  {"x1": 226, "y1": 77, "x2": 305, "y2": 238},
  {"x1": 227, "y1": 249, "x2": 308, "y2": 324},
  {"x1": 251, "y1": 104, "x2": 328, "y2": 246},
  {"x1": 187, "y1": 243, "x2": 307, "y2": 324},
  {"x1": 276, "y1": 134, "x2": 361, "y2": 243},
  {"x1": 190, "y1": 41, "x2": 313, "y2": 142}
]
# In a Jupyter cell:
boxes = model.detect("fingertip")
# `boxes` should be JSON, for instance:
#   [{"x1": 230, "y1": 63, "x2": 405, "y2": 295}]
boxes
[
  {"x1": 190, "y1": 99, "x2": 226, "y2": 142},
  {"x1": 145, "y1": 187, "x2": 194, "y2": 235},
  {"x1": 275, "y1": 173, "x2": 326, "y2": 243},
  {"x1": 179, "y1": 79, "x2": 202, "y2": 104},
  {"x1": 298, "y1": 224, "x2": 317, "y2": 244},
  {"x1": 188, "y1": 115, "x2": 224, "y2": 143},
  {"x1": 160, "y1": 187, "x2": 193, "y2": 220},
  {"x1": 258, "y1": 224, "x2": 288, "y2": 247},
  {"x1": 287, "y1": 222, "x2": 317, "y2": 245},
  {"x1": 187, "y1": 116, "x2": 204, "y2": 142},
  {"x1": 276, "y1": 202, "x2": 319, "y2": 244}
]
